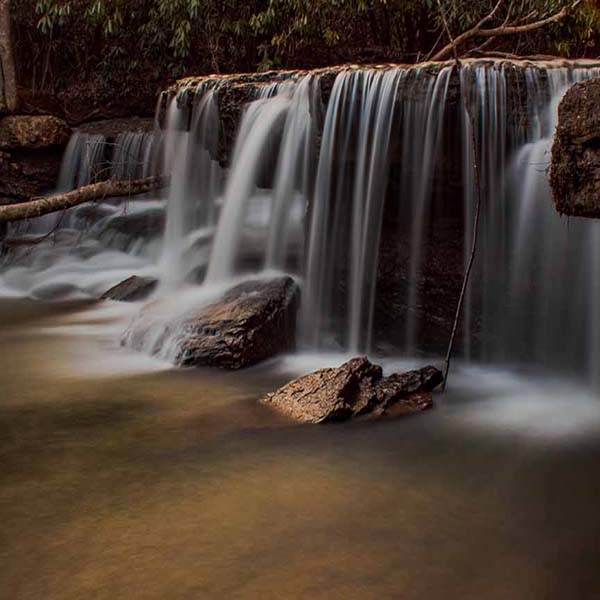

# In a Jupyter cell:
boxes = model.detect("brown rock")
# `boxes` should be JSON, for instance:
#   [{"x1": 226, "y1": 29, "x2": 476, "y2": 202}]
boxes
[
  {"x1": 381, "y1": 392, "x2": 434, "y2": 419},
  {"x1": 264, "y1": 357, "x2": 382, "y2": 423},
  {"x1": 375, "y1": 365, "x2": 444, "y2": 411},
  {"x1": 102, "y1": 276, "x2": 158, "y2": 302},
  {"x1": 126, "y1": 276, "x2": 300, "y2": 369},
  {"x1": 0, "y1": 115, "x2": 71, "y2": 150},
  {"x1": 176, "y1": 277, "x2": 299, "y2": 368},
  {"x1": 263, "y1": 357, "x2": 442, "y2": 424},
  {"x1": 0, "y1": 148, "x2": 64, "y2": 199},
  {"x1": 550, "y1": 78, "x2": 600, "y2": 218}
]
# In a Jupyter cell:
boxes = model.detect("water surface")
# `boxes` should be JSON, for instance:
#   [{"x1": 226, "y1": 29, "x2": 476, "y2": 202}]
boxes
[{"x1": 1, "y1": 300, "x2": 600, "y2": 599}]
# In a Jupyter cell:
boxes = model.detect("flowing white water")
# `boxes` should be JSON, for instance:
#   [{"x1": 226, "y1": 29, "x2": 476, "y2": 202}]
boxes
[
  {"x1": 157, "y1": 87, "x2": 223, "y2": 291},
  {"x1": 304, "y1": 69, "x2": 408, "y2": 351},
  {"x1": 110, "y1": 131, "x2": 156, "y2": 180},
  {"x1": 460, "y1": 63, "x2": 600, "y2": 387},
  {"x1": 401, "y1": 66, "x2": 453, "y2": 352},
  {"x1": 265, "y1": 75, "x2": 320, "y2": 271},
  {"x1": 57, "y1": 132, "x2": 107, "y2": 191},
  {"x1": 0, "y1": 126, "x2": 163, "y2": 298},
  {"x1": 4, "y1": 60, "x2": 600, "y2": 387},
  {"x1": 205, "y1": 93, "x2": 292, "y2": 282}
]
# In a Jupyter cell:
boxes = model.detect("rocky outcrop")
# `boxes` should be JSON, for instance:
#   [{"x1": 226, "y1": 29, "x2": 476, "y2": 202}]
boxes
[
  {"x1": 0, "y1": 115, "x2": 71, "y2": 201},
  {"x1": 0, "y1": 115, "x2": 70, "y2": 149},
  {"x1": 102, "y1": 276, "x2": 158, "y2": 302},
  {"x1": 550, "y1": 78, "x2": 600, "y2": 218},
  {"x1": 263, "y1": 357, "x2": 443, "y2": 423},
  {"x1": 126, "y1": 276, "x2": 300, "y2": 369}
]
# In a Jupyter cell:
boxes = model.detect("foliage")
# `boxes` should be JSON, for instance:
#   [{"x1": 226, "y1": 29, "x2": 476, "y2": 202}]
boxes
[{"x1": 10, "y1": 0, "x2": 600, "y2": 96}]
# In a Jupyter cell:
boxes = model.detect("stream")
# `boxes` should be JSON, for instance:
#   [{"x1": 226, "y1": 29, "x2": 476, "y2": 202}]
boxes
[{"x1": 2, "y1": 298, "x2": 600, "y2": 599}]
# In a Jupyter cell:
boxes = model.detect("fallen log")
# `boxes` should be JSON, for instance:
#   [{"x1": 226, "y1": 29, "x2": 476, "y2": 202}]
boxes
[{"x1": 0, "y1": 176, "x2": 168, "y2": 224}]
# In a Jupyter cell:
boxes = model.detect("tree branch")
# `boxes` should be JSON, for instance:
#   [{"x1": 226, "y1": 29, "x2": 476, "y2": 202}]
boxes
[
  {"x1": 435, "y1": 0, "x2": 484, "y2": 392},
  {"x1": 431, "y1": 0, "x2": 575, "y2": 61},
  {"x1": 0, "y1": 176, "x2": 168, "y2": 224}
]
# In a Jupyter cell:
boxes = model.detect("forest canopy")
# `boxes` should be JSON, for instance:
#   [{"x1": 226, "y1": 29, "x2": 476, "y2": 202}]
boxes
[{"x1": 10, "y1": 0, "x2": 600, "y2": 107}]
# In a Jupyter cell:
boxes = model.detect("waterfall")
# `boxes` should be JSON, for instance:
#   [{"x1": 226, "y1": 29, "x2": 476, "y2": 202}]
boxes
[
  {"x1": 305, "y1": 69, "x2": 403, "y2": 351},
  {"x1": 156, "y1": 61, "x2": 600, "y2": 381},
  {"x1": 5, "y1": 59, "x2": 600, "y2": 386},
  {"x1": 158, "y1": 86, "x2": 223, "y2": 291},
  {"x1": 57, "y1": 132, "x2": 107, "y2": 191},
  {"x1": 205, "y1": 92, "x2": 293, "y2": 281},
  {"x1": 461, "y1": 62, "x2": 600, "y2": 386},
  {"x1": 57, "y1": 129, "x2": 157, "y2": 192},
  {"x1": 110, "y1": 131, "x2": 156, "y2": 180},
  {"x1": 0, "y1": 125, "x2": 163, "y2": 297},
  {"x1": 401, "y1": 66, "x2": 453, "y2": 352}
]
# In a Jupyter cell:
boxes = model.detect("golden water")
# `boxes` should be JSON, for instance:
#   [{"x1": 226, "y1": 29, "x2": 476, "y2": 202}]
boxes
[{"x1": 1, "y1": 300, "x2": 600, "y2": 599}]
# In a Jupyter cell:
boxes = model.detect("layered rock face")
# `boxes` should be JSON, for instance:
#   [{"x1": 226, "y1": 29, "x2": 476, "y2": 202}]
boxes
[
  {"x1": 263, "y1": 357, "x2": 443, "y2": 423},
  {"x1": 551, "y1": 78, "x2": 600, "y2": 218},
  {"x1": 0, "y1": 115, "x2": 71, "y2": 201}
]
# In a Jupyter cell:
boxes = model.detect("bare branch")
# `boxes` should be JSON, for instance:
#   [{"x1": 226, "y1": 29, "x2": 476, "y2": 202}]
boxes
[
  {"x1": 432, "y1": 0, "x2": 575, "y2": 61},
  {"x1": 0, "y1": 176, "x2": 168, "y2": 224}
]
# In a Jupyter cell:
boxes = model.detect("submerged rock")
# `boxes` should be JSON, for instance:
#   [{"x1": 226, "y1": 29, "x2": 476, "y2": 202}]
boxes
[
  {"x1": 550, "y1": 78, "x2": 600, "y2": 218},
  {"x1": 263, "y1": 357, "x2": 442, "y2": 424},
  {"x1": 126, "y1": 276, "x2": 300, "y2": 369},
  {"x1": 102, "y1": 276, "x2": 158, "y2": 302}
]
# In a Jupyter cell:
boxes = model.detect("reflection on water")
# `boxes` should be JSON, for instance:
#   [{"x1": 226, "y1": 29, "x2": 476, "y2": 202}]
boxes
[{"x1": 1, "y1": 299, "x2": 600, "y2": 599}]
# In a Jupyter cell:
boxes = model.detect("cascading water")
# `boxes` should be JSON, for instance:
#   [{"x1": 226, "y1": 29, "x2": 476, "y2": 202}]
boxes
[
  {"x1": 205, "y1": 76, "x2": 316, "y2": 282},
  {"x1": 305, "y1": 68, "x2": 405, "y2": 351},
  {"x1": 402, "y1": 67, "x2": 453, "y2": 352},
  {"x1": 57, "y1": 132, "x2": 107, "y2": 191},
  {"x1": 0, "y1": 126, "x2": 163, "y2": 298},
  {"x1": 4, "y1": 59, "x2": 600, "y2": 387},
  {"x1": 158, "y1": 86, "x2": 223, "y2": 291},
  {"x1": 460, "y1": 62, "x2": 600, "y2": 386},
  {"x1": 110, "y1": 131, "x2": 156, "y2": 180}
]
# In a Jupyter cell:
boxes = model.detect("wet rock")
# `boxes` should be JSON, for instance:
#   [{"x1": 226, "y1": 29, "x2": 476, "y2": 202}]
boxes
[
  {"x1": 175, "y1": 277, "x2": 300, "y2": 368},
  {"x1": 263, "y1": 357, "x2": 442, "y2": 424},
  {"x1": 102, "y1": 276, "x2": 158, "y2": 302},
  {"x1": 373, "y1": 366, "x2": 443, "y2": 414},
  {"x1": 0, "y1": 148, "x2": 64, "y2": 199},
  {"x1": 0, "y1": 115, "x2": 71, "y2": 201},
  {"x1": 0, "y1": 115, "x2": 71, "y2": 150},
  {"x1": 126, "y1": 276, "x2": 300, "y2": 369},
  {"x1": 550, "y1": 78, "x2": 600, "y2": 218}
]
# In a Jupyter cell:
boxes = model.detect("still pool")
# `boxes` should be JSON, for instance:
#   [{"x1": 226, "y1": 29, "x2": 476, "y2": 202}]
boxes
[{"x1": 1, "y1": 299, "x2": 600, "y2": 599}]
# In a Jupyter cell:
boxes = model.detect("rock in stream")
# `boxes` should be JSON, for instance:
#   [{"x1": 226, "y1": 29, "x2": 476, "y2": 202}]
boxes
[
  {"x1": 263, "y1": 357, "x2": 443, "y2": 423},
  {"x1": 125, "y1": 276, "x2": 300, "y2": 369}
]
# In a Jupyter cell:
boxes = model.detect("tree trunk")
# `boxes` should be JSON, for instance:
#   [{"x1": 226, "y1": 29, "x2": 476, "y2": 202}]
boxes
[
  {"x1": 0, "y1": 176, "x2": 168, "y2": 224},
  {"x1": 0, "y1": 0, "x2": 18, "y2": 113}
]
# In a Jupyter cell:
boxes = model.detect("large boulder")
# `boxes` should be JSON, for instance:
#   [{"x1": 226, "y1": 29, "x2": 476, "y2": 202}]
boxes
[
  {"x1": 550, "y1": 78, "x2": 600, "y2": 218},
  {"x1": 263, "y1": 357, "x2": 443, "y2": 423},
  {"x1": 0, "y1": 115, "x2": 71, "y2": 150},
  {"x1": 176, "y1": 277, "x2": 299, "y2": 368},
  {"x1": 126, "y1": 276, "x2": 300, "y2": 369}
]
